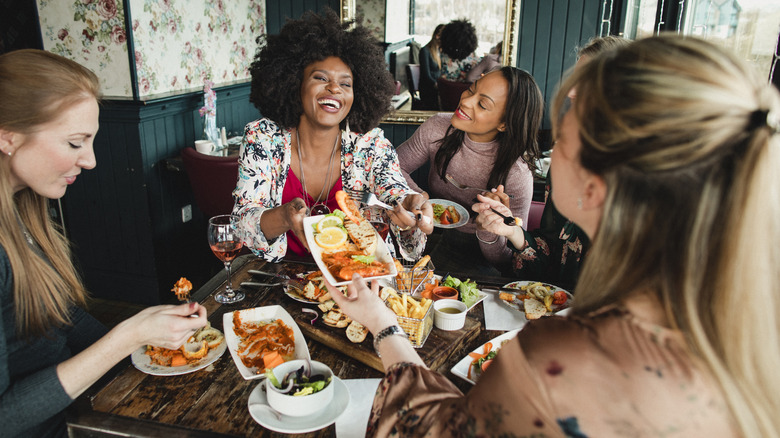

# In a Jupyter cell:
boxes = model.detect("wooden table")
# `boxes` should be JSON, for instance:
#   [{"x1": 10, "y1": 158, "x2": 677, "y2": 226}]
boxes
[{"x1": 67, "y1": 255, "x2": 512, "y2": 437}]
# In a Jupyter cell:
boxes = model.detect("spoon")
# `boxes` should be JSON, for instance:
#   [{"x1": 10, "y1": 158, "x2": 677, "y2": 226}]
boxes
[{"x1": 248, "y1": 400, "x2": 283, "y2": 421}]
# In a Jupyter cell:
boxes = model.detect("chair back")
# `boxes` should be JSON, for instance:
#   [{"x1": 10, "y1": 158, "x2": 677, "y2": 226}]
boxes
[
  {"x1": 437, "y1": 77, "x2": 470, "y2": 111},
  {"x1": 527, "y1": 201, "x2": 545, "y2": 232},
  {"x1": 406, "y1": 64, "x2": 424, "y2": 110},
  {"x1": 181, "y1": 147, "x2": 239, "y2": 218},
  {"x1": 406, "y1": 64, "x2": 420, "y2": 95}
]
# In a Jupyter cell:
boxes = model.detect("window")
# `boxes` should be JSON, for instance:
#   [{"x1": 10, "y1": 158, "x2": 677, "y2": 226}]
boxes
[{"x1": 621, "y1": 0, "x2": 779, "y2": 80}]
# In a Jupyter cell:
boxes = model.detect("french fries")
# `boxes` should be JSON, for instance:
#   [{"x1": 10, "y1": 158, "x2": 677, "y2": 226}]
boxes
[
  {"x1": 393, "y1": 256, "x2": 435, "y2": 295},
  {"x1": 383, "y1": 287, "x2": 434, "y2": 347}
]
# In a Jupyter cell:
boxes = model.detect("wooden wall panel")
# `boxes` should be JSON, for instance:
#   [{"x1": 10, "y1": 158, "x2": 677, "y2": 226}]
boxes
[
  {"x1": 516, "y1": 0, "x2": 603, "y2": 129},
  {"x1": 265, "y1": 0, "x2": 341, "y2": 34}
]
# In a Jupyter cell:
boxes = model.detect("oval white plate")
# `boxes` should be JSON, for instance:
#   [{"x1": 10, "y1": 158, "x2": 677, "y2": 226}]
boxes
[
  {"x1": 450, "y1": 329, "x2": 521, "y2": 385},
  {"x1": 498, "y1": 281, "x2": 573, "y2": 317},
  {"x1": 303, "y1": 215, "x2": 398, "y2": 287},
  {"x1": 131, "y1": 339, "x2": 227, "y2": 376},
  {"x1": 429, "y1": 199, "x2": 469, "y2": 228},
  {"x1": 248, "y1": 376, "x2": 350, "y2": 433},
  {"x1": 223, "y1": 305, "x2": 311, "y2": 380}
]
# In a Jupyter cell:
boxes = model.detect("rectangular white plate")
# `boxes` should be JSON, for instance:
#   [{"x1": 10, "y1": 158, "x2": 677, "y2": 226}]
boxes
[
  {"x1": 450, "y1": 329, "x2": 521, "y2": 385},
  {"x1": 303, "y1": 215, "x2": 398, "y2": 286},
  {"x1": 223, "y1": 305, "x2": 310, "y2": 380}
]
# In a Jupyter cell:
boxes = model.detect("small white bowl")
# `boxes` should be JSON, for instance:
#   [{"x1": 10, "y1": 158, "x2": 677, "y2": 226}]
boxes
[
  {"x1": 433, "y1": 300, "x2": 467, "y2": 331},
  {"x1": 266, "y1": 360, "x2": 334, "y2": 417}
]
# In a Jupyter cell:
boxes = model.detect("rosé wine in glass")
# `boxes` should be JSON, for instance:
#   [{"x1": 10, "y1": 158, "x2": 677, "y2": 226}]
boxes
[{"x1": 208, "y1": 215, "x2": 245, "y2": 304}]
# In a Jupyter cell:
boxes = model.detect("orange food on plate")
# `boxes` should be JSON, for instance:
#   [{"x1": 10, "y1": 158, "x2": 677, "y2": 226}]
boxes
[
  {"x1": 232, "y1": 312, "x2": 296, "y2": 374},
  {"x1": 321, "y1": 250, "x2": 390, "y2": 281},
  {"x1": 335, "y1": 190, "x2": 363, "y2": 224},
  {"x1": 262, "y1": 350, "x2": 285, "y2": 369}
]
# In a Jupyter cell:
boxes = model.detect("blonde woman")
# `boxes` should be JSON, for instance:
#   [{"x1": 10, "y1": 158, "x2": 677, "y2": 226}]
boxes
[
  {"x1": 0, "y1": 50, "x2": 207, "y2": 437},
  {"x1": 327, "y1": 35, "x2": 780, "y2": 437},
  {"x1": 418, "y1": 24, "x2": 444, "y2": 110}
]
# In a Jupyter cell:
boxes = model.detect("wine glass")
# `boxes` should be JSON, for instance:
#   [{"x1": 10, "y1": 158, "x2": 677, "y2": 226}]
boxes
[{"x1": 208, "y1": 214, "x2": 245, "y2": 304}]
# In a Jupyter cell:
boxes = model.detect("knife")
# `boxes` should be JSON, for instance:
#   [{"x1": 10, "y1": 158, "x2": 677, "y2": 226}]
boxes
[
  {"x1": 481, "y1": 286, "x2": 525, "y2": 294},
  {"x1": 248, "y1": 270, "x2": 290, "y2": 279},
  {"x1": 240, "y1": 281, "x2": 281, "y2": 288}
]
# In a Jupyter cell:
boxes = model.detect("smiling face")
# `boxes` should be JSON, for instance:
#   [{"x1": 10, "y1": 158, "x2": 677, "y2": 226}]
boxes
[
  {"x1": 450, "y1": 70, "x2": 508, "y2": 142},
  {"x1": 3, "y1": 97, "x2": 99, "y2": 198},
  {"x1": 299, "y1": 56, "x2": 354, "y2": 130}
]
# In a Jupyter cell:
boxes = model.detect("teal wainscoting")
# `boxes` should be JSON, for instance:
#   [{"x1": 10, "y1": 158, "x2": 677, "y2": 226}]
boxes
[{"x1": 62, "y1": 82, "x2": 259, "y2": 304}]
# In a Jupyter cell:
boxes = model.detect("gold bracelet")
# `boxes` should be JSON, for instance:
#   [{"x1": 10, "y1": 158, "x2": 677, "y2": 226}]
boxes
[{"x1": 475, "y1": 229, "x2": 499, "y2": 244}]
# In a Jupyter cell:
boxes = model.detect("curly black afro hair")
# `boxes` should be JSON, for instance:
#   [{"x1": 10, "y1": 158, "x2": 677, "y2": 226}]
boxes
[
  {"x1": 249, "y1": 9, "x2": 394, "y2": 133},
  {"x1": 440, "y1": 19, "x2": 478, "y2": 61}
]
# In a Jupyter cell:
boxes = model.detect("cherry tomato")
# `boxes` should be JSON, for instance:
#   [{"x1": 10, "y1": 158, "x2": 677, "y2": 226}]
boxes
[
  {"x1": 481, "y1": 359, "x2": 493, "y2": 373},
  {"x1": 440, "y1": 210, "x2": 453, "y2": 225},
  {"x1": 552, "y1": 290, "x2": 568, "y2": 305}
]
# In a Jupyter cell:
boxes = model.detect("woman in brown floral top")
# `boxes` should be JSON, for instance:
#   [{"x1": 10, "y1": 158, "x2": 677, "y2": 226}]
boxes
[{"x1": 326, "y1": 35, "x2": 780, "y2": 437}]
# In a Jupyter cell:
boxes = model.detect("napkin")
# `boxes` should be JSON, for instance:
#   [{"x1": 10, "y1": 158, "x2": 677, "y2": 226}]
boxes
[
  {"x1": 482, "y1": 292, "x2": 528, "y2": 331},
  {"x1": 336, "y1": 378, "x2": 382, "y2": 438}
]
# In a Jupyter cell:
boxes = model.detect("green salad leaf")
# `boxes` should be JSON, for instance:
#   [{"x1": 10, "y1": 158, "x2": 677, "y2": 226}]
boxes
[
  {"x1": 351, "y1": 255, "x2": 375, "y2": 265},
  {"x1": 443, "y1": 275, "x2": 479, "y2": 307}
]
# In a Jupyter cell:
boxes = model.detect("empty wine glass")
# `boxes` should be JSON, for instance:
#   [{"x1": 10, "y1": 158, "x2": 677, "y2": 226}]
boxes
[{"x1": 208, "y1": 214, "x2": 245, "y2": 304}]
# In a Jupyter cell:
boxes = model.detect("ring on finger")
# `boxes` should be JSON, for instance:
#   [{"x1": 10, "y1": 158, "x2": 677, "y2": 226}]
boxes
[{"x1": 398, "y1": 225, "x2": 412, "y2": 231}]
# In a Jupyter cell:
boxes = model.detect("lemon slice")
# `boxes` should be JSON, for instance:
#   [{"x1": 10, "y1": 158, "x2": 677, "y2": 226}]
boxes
[
  {"x1": 316, "y1": 215, "x2": 343, "y2": 232},
  {"x1": 314, "y1": 226, "x2": 348, "y2": 250}
]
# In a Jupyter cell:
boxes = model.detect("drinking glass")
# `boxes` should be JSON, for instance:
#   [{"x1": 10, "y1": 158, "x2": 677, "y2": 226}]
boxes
[{"x1": 208, "y1": 214, "x2": 245, "y2": 304}]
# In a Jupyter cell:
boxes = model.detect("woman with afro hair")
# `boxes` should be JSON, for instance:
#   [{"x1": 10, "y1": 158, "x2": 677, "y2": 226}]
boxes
[
  {"x1": 439, "y1": 19, "x2": 481, "y2": 82},
  {"x1": 233, "y1": 9, "x2": 434, "y2": 262}
]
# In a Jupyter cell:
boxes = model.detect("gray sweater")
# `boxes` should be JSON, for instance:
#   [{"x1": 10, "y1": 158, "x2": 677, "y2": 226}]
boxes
[{"x1": 0, "y1": 245, "x2": 107, "y2": 437}]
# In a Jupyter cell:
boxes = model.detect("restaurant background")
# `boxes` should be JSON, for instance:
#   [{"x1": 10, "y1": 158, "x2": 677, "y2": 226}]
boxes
[{"x1": 1, "y1": 0, "x2": 777, "y2": 305}]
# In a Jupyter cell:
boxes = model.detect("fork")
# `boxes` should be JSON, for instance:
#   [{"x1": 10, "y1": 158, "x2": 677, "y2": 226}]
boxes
[
  {"x1": 343, "y1": 188, "x2": 417, "y2": 219},
  {"x1": 445, "y1": 174, "x2": 515, "y2": 199}
]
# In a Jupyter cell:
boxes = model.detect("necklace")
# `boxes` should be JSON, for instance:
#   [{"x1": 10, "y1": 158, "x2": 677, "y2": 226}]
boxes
[{"x1": 296, "y1": 129, "x2": 340, "y2": 216}]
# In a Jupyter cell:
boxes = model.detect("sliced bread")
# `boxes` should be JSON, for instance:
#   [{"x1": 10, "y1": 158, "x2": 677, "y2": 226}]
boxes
[{"x1": 343, "y1": 219, "x2": 378, "y2": 255}]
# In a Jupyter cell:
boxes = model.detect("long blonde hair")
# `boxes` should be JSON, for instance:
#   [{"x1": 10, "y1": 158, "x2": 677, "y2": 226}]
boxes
[
  {"x1": 553, "y1": 35, "x2": 780, "y2": 437},
  {"x1": 0, "y1": 49, "x2": 100, "y2": 336},
  {"x1": 427, "y1": 24, "x2": 445, "y2": 69}
]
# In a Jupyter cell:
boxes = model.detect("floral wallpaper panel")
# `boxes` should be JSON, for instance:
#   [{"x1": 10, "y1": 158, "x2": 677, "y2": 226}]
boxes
[
  {"x1": 38, "y1": 0, "x2": 133, "y2": 98},
  {"x1": 356, "y1": 0, "x2": 385, "y2": 42},
  {"x1": 131, "y1": 0, "x2": 265, "y2": 97},
  {"x1": 36, "y1": 0, "x2": 266, "y2": 99}
]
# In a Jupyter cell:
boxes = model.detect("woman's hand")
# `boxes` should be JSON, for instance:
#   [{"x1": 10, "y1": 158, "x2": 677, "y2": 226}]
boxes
[
  {"x1": 473, "y1": 193, "x2": 527, "y2": 249},
  {"x1": 480, "y1": 184, "x2": 511, "y2": 209},
  {"x1": 324, "y1": 275, "x2": 398, "y2": 335},
  {"x1": 473, "y1": 193, "x2": 517, "y2": 237},
  {"x1": 126, "y1": 302, "x2": 208, "y2": 350},
  {"x1": 282, "y1": 198, "x2": 310, "y2": 250},
  {"x1": 387, "y1": 194, "x2": 434, "y2": 235}
]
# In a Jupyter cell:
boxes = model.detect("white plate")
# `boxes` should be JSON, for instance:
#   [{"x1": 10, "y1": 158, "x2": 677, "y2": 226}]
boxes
[
  {"x1": 223, "y1": 306, "x2": 311, "y2": 380},
  {"x1": 131, "y1": 339, "x2": 227, "y2": 376},
  {"x1": 303, "y1": 215, "x2": 398, "y2": 286},
  {"x1": 248, "y1": 376, "x2": 350, "y2": 433},
  {"x1": 429, "y1": 199, "x2": 469, "y2": 228},
  {"x1": 450, "y1": 329, "x2": 520, "y2": 385},
  {"x1": 498, "y1": 281, "x2": 573, "y2": 316}
]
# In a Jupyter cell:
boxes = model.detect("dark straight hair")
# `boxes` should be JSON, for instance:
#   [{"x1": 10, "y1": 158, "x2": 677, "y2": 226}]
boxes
[{"x1": 434, "y1": 66, "x2": 544, "y2": 189}]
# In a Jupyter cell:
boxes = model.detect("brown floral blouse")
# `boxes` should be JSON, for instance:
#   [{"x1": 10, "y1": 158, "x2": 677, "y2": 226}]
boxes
[{"x1": 367, "y1": 305, "x2": 737, "y2": 437}]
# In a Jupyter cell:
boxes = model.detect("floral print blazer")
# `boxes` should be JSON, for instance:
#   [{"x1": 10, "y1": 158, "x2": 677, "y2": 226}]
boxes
[{"x1": 233, "y1": 118, "x2": 426, "y2": 262}]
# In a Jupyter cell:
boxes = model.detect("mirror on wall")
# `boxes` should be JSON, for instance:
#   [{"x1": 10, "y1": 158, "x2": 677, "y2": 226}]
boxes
[{"x1": 341, "y1": 0, "x2": 520, "y2": 124}]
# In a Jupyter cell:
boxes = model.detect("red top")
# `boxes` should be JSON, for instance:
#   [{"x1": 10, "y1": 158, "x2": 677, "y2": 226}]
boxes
[{"x1": 281, "y1": 170, "x2": 343, "y2": 256}]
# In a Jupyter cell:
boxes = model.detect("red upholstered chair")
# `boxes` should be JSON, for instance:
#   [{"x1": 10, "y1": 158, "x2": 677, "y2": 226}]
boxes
[
  {"x1": 437, "y1": 77, "x2": 470, "y2": 111},
  {"x1": 526, "y1": 201, "x2": 545, "y2": 232},
  {"x1": 181, "y1": 147, "x2": 239, "y2": 218}
]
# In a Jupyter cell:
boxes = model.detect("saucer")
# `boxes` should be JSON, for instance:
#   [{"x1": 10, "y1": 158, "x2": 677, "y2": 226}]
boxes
[{"x1": 247, "y1": 376, "x2": 350, "y2": 433}]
